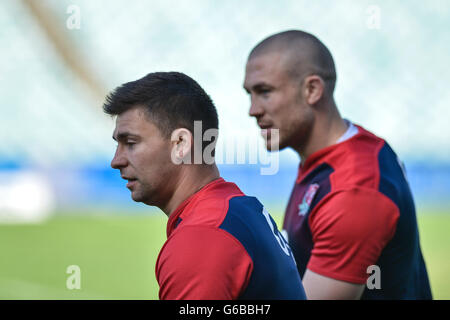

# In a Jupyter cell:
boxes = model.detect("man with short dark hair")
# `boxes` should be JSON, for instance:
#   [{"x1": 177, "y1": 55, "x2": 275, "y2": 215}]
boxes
[
  {"x1": 244, "y1": 30, "x2": 432, "y2": 299},
  {"x1": 104, "y1": 71, "x2": 306, "y2": 300}
]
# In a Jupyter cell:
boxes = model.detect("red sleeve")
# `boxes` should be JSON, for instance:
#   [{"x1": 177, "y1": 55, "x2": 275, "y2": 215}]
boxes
[
  {"x1": 307, "y1": 188, "x2": 399, "y2": 284},
  {"x1": 156, "y1": 226, "x2": 253, "y2": 300}
]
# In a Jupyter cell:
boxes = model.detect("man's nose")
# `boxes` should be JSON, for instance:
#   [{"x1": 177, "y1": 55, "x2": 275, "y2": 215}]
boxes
[
  {"x1": 249, "y1": 98, "x2": 264, "y2": 118},
  {"x1": 111, "y1": 148, "x2": 127, "y2": 169}
]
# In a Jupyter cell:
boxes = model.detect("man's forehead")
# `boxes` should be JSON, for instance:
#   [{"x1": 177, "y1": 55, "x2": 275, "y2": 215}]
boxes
[
  {"x1": 244, "y1": 52, "x2": 290, "y2": 86},
  {"x1": 118, "y1": 107, "x2": 152, "y2": 125},
  {"x1": 113, "y1": 107, "x2": 151, "y2": 138},
  {"x1": 247, "y1": 51, "x2": 286, "y2": 69}
]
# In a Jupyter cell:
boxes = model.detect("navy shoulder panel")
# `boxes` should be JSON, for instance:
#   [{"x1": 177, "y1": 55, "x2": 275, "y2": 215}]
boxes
[
  {"x1": 362, "y1": 142, "x2": 432, "y2": 299},
  {"x1": 377, "y1": 142, "x2": 414, "y2": 213},
  {"x1": 219, "y1": 196, "x2": 306, "y2": 300}
]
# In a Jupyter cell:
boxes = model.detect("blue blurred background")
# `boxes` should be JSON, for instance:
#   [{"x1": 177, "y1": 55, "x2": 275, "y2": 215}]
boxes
[{"x1": 0, "y1": 0, "x2": 449, "y2": 299}]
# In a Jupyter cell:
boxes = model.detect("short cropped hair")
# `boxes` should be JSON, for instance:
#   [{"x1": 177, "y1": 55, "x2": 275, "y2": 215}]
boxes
[
  {"x1": 103, "y1": 72, "x2": 219, "y2": 151},
  {"x1": 250, "y1": 30, "x2": 337, "y2": 95}
]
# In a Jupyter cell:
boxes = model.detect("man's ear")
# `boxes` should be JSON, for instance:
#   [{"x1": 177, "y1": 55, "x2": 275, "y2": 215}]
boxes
[
  {"x1": 170, "y1": 128, "x2": 193, "y2": 165},
  {"x1": 302, "y1": 75, "x2": 325, "y2": 105}
]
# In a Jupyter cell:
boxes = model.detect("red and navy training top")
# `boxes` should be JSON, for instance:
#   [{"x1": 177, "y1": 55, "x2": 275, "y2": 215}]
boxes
[
  {"x1": 283, "y1": 124, "x2": 432, "y2": 299},
  {"x1": 156, "y1": 178, "x2": 306, "y2": 300}
]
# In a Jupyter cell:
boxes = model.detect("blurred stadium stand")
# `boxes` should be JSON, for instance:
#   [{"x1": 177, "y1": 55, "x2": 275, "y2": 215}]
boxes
[{"x1": 1, "y1": 0, "x2": 449, "y2": 221}]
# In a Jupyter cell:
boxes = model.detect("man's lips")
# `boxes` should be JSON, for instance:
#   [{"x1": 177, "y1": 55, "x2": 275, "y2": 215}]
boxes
[
  {"x1": 258, "y1": 122, "x2": 272, "y2": 130},
  {"x1": 122, "y1": 176, "x2": 137, "y2": 188},
  {"x1": 258, "y1": 123, "x2": 274, "y2": 138},
  {"x1": 126, "y1": 180, "x2": 137, "y2": 188}
]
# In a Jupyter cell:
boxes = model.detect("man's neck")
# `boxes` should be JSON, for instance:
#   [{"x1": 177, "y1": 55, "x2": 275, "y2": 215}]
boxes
[
  {"x1": 162, "y1": 164, "x2": 220, "y2": 217},
  {"x1": 295, "y1": 104, "x2": 348, "y2": 164}
]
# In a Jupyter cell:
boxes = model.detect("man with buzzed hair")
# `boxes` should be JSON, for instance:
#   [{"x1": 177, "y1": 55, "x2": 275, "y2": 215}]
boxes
[{"x1": 244, "y1": 30, "x2": 432, "y2": 300}]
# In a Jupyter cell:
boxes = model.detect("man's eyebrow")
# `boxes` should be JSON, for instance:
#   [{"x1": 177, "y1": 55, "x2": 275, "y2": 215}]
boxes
[
  {"x1": 112, "y1": 132, "x2": 140, "y2": 141},
  {"x1": 244, "y1": 82, "x2": 273, "y2": 93}
]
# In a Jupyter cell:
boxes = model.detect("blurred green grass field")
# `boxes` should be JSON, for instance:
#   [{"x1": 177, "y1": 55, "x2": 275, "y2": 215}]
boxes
[{"x1": 0, "y1": 211, "x2": 449, "y2": 299}]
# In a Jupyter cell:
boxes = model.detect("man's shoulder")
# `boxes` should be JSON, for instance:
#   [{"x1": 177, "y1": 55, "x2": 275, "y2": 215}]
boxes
[
  {"x1": 295, "y1": 126, "x2": 401, "y2": 207},
  {"x1": 173, "y1": 186, "x2": 268, "y2": 260},
  {"x1": 176, "y1": 179, "x2": 247, "y2": 230},
  {"x1": 330, "y1": 125, "x2": 407, "y2": 196},
  {"x1": 324, "y1": 125, "x2": 389, "y2": 189},
  {"x1": 339, "y1": 125, "x2": 385, "y2": 158}
]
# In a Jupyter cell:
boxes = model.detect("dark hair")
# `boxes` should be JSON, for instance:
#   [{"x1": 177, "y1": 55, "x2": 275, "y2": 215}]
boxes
[{"x1": 103, "y1": 72, "x2": 219, "y2": 151}]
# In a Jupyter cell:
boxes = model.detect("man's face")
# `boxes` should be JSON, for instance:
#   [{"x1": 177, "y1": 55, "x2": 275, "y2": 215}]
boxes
[
  {"x1": 111, "y1": 107, "x2": 175, "y2": 206},
  {"x1": 243, "y1": 52, "x2": 314, "y2": 151}
]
